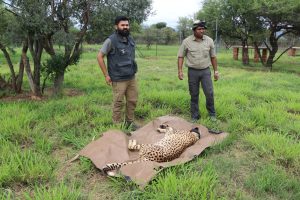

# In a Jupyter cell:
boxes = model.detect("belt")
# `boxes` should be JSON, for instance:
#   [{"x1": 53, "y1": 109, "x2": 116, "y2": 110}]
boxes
[{"x1": 188, "y1": 66, "x2": 209, "y2": 71}]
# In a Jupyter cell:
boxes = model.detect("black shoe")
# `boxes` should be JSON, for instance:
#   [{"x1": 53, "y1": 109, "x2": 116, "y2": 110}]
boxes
[
  {"x1": 209, "y1": 116, "x2": 217, "y2": 122},
  {"x1": 191, "y1": 116, "x2": 200, "y2": 123}
]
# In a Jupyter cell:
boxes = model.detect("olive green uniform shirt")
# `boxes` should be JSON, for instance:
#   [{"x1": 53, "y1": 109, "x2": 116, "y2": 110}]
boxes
[{"x1": 177, "y1": 35, "x2": 216, "y2": 69}]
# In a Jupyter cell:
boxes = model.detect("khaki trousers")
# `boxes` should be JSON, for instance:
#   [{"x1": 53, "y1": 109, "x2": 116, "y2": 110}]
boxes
[{"x1": 112, "y1": 78, "x2": 138, "y2": 123}]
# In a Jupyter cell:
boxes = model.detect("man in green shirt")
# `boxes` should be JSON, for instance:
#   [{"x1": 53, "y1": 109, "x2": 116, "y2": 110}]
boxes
[{"x1": 177, "y1": 20, "x2": 219, "y2": 122}]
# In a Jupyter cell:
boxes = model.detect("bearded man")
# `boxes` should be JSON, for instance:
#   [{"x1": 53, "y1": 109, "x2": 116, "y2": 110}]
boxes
[{"x1": 97, "y1": 16, "x2": 139, "y2": 130}]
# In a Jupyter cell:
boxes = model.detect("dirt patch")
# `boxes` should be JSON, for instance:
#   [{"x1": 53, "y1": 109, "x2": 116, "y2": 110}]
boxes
[
  {"x1": 63, "y1": 88, "x2": 84, "y2": 97},
  {"x1": 82, "y1": 171, "x2": 118, "y2": 200},
  {"x1": 52, "y1": 147, "x2": 79, "y2": 182},
  {"x1": 7, "y1": 183, "x2": 30, "y2": 199},
  {"x1": 287, "y1": 109, "x2": 300, "y2": 115},
  {"x1": 52, "y1": 147, "x2": 118, "y2": 199},
  {"x1": 0, "y1": 88, "x2": 84, "y2": 102}
]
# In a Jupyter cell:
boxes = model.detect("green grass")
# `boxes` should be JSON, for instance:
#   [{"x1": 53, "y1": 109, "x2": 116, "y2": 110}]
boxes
[
  {"x1": 107, "y1": 161, "x2": 218, "y2": 200},
  {"x1": 244, "y1": 165, "x2": 300, "y2": 200},
  {"x1": 245, "y1": 131, "x2": 300, "y2": 171},
  {"x1": 0, "y1": 139, "x2": 55, "y2": 187},
  {"x1": 0, "y1": 44, "x2": 300, "y2": 199},
  {"x1": 22, "y1": 182, "x2": 86, "y2": 200},
  {"x1": 141, "y1": 161, "x2": 218, "y2": 200}
]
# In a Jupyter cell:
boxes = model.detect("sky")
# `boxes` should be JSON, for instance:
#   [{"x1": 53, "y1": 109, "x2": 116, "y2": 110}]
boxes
[{"x1": 144, "y1": 0, "x2": 202, "y2": 28}]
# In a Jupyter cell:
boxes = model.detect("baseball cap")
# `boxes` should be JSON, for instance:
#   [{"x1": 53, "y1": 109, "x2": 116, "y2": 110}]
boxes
[{"x1": 192, "y1": 20, "x2": 207, "y2": 30}]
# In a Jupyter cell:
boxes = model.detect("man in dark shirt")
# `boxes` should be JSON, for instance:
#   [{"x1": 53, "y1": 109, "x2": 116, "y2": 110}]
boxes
[{"x1": 97, "y1": 16, "x2": 138, "y2": 130}]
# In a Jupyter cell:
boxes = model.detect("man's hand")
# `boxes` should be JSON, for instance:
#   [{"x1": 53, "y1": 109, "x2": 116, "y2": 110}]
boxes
[
  {"x1": 214, "y1": 71, "x2": 219, "y2": 81},
  {"x1": 178, "y1": 71, "x2": 184, "y2": 80},
  {"x1": 105, "y1": 75, "x2": 112, "y2": 86},
  {"x1": 177, "y1": 57, "x2": 184, "y2": 80}
]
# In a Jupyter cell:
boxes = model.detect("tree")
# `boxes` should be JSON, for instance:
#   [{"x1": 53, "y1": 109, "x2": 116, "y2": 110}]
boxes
[
  {"x1": 198, "y1": 0, "x2": 300, "y2": 68},
  {"x1": 87, "y1": 0, "x2": 153, "y2": 43},
  {"x1": 199, "y1": 0, "x2": 263, "y2": 65},
  {"x1": 134, "y1": 24, "x2": 177, "y2": 47},
  {"x1": 177, "y1": 17, "x2": 193, "y2": 42},
  {"x1": 139, "y1": 25, "x2": 157, "y2": 48},
  {"x1": 0, "y1": 5, "x2": 16, "y2": 90},
  {"x1": 2, "y1": 0, "x2": 153, "y2": 96},
  {"x1": 0, "y1": 3, "x2": 25, "y2": 93},
  {"x1": 160, "y1": 27, "x2": 177, "y2": 45},
  {"x1": 44, "y1": 1, "x2": 91, "y2": 95},
  {"x1": 2, "y1": 0, "x2": 93, "y2": 96},
  {"x1": 155, "y1": 22, "x2": 167, "y2": 29},
  {"x1": 47, "y1": 0, "x2": 152, "y2": 94},
  {"x1": 253, "y1": 0, "x2": 300, "y2": 68}
]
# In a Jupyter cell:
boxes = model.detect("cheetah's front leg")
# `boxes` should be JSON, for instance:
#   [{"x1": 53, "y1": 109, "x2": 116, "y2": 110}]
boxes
[
  {"x1": 157, "y1": 127, "x2": 167, "y2": 133},
  {"x1": 128, "y1": 139, "x2": 140, "y2": 150}
]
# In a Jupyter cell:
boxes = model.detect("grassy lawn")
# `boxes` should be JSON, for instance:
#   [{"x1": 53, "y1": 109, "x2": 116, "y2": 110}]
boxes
[{"x1": 0, "y1": 44, "x2": 299, "y2": 199}]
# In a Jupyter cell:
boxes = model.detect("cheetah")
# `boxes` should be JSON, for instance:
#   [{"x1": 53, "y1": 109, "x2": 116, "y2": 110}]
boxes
[{"x1": 102, "y1": 124, "x2": 201, "y2": 175}]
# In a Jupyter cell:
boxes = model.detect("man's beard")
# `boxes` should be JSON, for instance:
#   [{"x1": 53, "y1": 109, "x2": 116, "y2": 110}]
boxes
[
  {"x1": 194, "y1": 32, "x2": 203, "y2": 39},
  {"x1": 117, "y1": 29, "x2": 130, "y2": 37}
]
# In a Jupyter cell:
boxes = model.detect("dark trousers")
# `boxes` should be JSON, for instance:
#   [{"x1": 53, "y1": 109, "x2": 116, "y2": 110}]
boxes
[{"x1": 188, "y1": 67, "x2": 215, "y2": 119}]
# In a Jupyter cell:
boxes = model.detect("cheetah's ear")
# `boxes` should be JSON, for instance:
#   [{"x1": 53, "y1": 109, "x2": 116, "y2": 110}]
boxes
[
  {"x1": 190, "y1": 127, "x2": 201, "y2": 139},
  {"x1": 190, "y1": 127, "x2": 199, "y2": 133}
]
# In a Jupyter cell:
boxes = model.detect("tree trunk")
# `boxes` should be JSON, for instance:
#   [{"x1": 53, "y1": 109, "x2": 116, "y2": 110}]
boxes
[
  {"x1": 16, "y1": 57, "x2": 25, "y2": 93},
  {"x1": 253, "y1": 42, "x2": 266, "y2": 67},
  {"x1": 28, "y1": 36, "x2": 43, "y2": 97},
  {"x1": 242, "y1": 47, "x2": 249, "y2": 65},
  {"x1": 265, "y1": 31, "x2": 278, "y2": 70},
  {"x1": 0, "y1": 75, "x2": 7, "y2": 89},
  {"x1": 242, "y1": 40, "x2": 249, "y2": 65},
  {"x1": 24, "y1": 57, "x2": 36, "y2": 93},
  {"x1": 266, "y1": 50, "x2": 276, "y2": 69},
  {"x1": 16, "y1": 41, "x2": 29, "y2": 93},
  {"x1": 33, "y1": 60, "x2": 42, "y2": 97},
  {"x1": 0, "y1": 43, "x2": 17, "y2": 91},
  {"x1": 53, "y1": 71, "x2": 65, "y2": 96}
]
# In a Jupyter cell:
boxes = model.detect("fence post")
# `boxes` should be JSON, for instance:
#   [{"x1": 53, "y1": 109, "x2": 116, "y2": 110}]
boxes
[{"x1": 233, "y1": 47, "x2": 239, "y2": 60}]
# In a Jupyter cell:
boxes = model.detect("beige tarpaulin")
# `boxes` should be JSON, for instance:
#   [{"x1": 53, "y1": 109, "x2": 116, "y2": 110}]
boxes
[{"x1": 79, "y1": 116, "x2": 228, "y2": 188}]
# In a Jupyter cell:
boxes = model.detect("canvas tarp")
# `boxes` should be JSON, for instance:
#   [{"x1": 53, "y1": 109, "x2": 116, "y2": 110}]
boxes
[{"x1": 79, "y1": 116, "x2": 228, "y2": 187}]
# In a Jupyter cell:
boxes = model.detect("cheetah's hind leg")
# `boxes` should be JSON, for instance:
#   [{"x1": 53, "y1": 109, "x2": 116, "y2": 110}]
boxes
[{"x1": 128, "y1": 139, "x2": 140, "y2": 150}]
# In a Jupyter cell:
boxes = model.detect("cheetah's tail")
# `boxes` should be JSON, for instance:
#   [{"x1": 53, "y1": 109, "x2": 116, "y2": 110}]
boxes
[{"x1": 102, "y1": 158, "x2": 148, "y2": 174}]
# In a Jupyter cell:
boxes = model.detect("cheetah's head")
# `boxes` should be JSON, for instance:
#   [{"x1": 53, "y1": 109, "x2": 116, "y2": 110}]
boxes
[
  {"x1": 159, "y1": 124, "x2": 168, "y2": 129},
  {"x1": 190, "y1": 127, "x2": 201, "y2": 139}
]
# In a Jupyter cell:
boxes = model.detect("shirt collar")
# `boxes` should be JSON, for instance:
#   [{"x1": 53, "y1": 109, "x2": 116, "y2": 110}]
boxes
[{"x1": 192, "y1": 35, "x2": 205, "y2": 41}]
